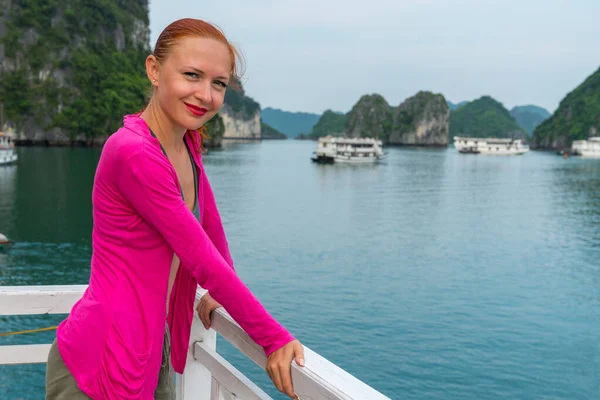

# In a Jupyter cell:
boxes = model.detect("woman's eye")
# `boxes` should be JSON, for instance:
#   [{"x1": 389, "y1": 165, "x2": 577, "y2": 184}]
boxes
[
  {"x1": 184, "y1": 72, "x2": 199, "y2": 79},
  {"x1": 214, "y1": 80, "x2": 228, "y2": 89}
]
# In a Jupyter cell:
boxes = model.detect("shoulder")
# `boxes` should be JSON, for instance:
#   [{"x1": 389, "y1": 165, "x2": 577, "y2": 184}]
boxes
[
  {"x1": 103, "y1": 128, "x2": 143, "y2": 163},
  {"x1": 101, "y1": 117, "x2": 163, "y2": 170},
  {"x1": 95, "y1": 118, "x2": 175, "y2": 197}
]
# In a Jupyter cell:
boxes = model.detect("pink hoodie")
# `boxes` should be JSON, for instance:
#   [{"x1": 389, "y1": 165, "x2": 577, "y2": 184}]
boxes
[{"x1": 56, "y1": 114, "x2": 294, "y2": 399}]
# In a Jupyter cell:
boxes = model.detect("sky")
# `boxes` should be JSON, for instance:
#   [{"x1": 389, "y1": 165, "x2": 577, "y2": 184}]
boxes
[{"x1": 149, "y1": 0, "x2": 600, "y2": 115}]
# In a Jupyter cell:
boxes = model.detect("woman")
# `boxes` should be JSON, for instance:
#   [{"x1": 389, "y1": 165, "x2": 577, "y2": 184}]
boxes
[{"x1": 46, "y1": 18, "x2": 304, "y2": 399}]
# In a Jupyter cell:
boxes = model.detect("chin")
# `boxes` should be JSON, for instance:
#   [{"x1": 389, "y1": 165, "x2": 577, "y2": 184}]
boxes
[{"x1": 181, "y1": 115, "x2": 210, "y2": 131}]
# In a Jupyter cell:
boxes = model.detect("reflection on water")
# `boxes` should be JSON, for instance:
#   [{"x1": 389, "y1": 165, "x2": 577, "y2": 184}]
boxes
[
  {"x1": 219, "y1": 139, "x2": 262, "y2": 149},
  {"x1": 10, "y1": 147, "x2": 100, "y2": 244},
  {"x1": 0, "y1": 165, "x2": 17, "y2": 235}
]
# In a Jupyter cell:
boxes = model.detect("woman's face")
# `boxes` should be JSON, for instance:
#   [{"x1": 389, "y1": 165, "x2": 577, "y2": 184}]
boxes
[{"x1": 151, "y1": 36, "x2": 231, "y2": 131}]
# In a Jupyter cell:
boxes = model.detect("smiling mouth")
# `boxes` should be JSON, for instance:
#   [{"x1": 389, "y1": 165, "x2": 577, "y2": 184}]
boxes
[{"x1": 184, "y1": 102, "x2": 207, "y2": 117}]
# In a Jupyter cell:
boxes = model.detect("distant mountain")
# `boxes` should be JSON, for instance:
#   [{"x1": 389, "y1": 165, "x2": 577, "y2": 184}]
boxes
[
  {"x1": 343, "y1": 92, "x2": 449, "y2": 145},
  {"x1": 447, "y1": 101, "x2": 468, "y2": 110},
  {"x1": 261, "y1": 122, "x2": 287, "y2": 140},
  {"x1": 449, "y1": 96, "x2": 527, "y2": 140},
  {"x1": 510, "y1": 105, "x2": 551, "y2": 135},
  {"x1": 302, "y1": 92, "x2": 449, "y2": 146},
  {"x1": 532, "y1": 67, "x2": 600, "y2": 149},
  {"x1": 261, "y1": 107, "x2": 321, "y2": 138}
]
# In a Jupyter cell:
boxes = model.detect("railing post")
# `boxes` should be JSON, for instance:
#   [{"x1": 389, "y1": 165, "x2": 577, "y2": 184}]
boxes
[{"x1": 175, "y1": 296, "x2": 217, "y2": 400}]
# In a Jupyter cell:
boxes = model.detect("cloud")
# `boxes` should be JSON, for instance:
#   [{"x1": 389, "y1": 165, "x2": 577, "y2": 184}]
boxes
[{"x1": 149, "y1": 0, "x2": 600, "y2": 113}]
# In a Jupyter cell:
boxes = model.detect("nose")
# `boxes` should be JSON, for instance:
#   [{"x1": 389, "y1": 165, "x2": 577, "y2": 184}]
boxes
[{"x1": 194, "y1": 79, "x2": 212, "y2": 106}]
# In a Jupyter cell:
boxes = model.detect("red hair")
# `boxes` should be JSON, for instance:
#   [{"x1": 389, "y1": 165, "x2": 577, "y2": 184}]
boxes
[{"x1": 152, "y1": 18, "x2": 243, "y2": 150}]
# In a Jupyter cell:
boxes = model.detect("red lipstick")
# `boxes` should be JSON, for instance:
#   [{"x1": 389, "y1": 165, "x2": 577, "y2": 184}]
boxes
[{"x1": 184, "y1": 102, "x2": 207, "y2": 117}]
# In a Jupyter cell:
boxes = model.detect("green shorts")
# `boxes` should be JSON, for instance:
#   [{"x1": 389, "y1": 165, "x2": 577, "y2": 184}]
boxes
[{"x1": 45, "y1": 324, "x2": 175, "y2": 399}]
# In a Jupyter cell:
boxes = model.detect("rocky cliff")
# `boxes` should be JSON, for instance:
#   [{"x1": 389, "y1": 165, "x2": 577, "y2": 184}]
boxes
[
  {"x1": 344, "y1": 94, "x2": 391, "y2": 140},
  {"x1": 339, "y1": 92, "x2": 448, "y2": 146},
  {"x1": 389, "y1": 91, "x2": 449, "y2": 146},
  {"x1": 220, "y1": 83, "x2": 261, "y2": 140},
  {"x1": 219, "y1": 104, "x2": 261, "y2": 140},
  {"x1": 203, "y1": 114, "x2": 225, "y2": 148},
  {"x1": 532, "y1": 67, "x2": 600, "y2": 150},
  {"x1": 0, "y1": 0, "x2": 150, "y2": 145}
]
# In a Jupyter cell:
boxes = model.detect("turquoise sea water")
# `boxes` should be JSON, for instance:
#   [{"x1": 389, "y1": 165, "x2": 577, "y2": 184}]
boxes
[{"x1": 0, "y1": 141, "x2": 599, "y2": 399}]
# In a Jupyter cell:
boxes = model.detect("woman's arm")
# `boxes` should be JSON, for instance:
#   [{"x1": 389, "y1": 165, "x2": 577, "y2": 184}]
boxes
[{"x1": 118, "y1": 144, "x2": 293, "y2": 356}]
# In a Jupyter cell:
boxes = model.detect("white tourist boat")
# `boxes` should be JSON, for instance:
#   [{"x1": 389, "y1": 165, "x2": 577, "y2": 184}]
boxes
[
  {"x1": 0, "y1": 133, "x2": 17, "y2": 165},
  {"x1": 454, "y1": 136, "x2": 529, "y2": 155},
  {"x1": 311, "y1": 136, "x2": 386, "y2": 164},
  {"x1": 571, "y1": 137, "x2": 600, "y2": 157}
]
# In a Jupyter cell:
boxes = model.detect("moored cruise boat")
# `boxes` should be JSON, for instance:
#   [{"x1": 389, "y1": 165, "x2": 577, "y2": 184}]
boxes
[
  {"x1": 454, "y1": 136, "x2": 529, "y2": 155},
  {"x1": 311, "y1": 135, "x2": 386, "y2": 164},
  {"x1": 571, "y1": 137, "x2": 600, "y2": 157},
  {"x1": 0, "y1": 132, "x2": 18, "y2": 165}
]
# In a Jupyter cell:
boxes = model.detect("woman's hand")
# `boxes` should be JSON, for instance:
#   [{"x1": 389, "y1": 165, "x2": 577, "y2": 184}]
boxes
[
  {"x1": 198, "y1": 294, "x2": 305, "y2": 398},
  {"x1": 195, "y1": 293, "x2": 222, "y2": 329},
  {"x1": 266, "y1": 340, "x2": 305, "y2": 399}
]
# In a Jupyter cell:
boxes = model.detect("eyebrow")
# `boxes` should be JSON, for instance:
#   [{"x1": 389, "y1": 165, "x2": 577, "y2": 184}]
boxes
[{"x1": 185, "y1": 66, "x2": 229, "y2": 81}]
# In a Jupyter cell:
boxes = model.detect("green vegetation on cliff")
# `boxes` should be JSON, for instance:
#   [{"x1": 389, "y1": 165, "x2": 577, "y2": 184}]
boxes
[
  {"x1": 344, "y1": 94, "x2": 391, "y2": 140},
  {"x1": 0, "y1": 0, "x2": 150, "y2": 140},
  {"x1": 532, "y1": 67, "x2": 600, "y2": 149},
  {"x1": 449, "y1": 96, "x2": 526, "y2": 140},
  {"x1": 302, "y1": 110, "x2": 347, "y2": 139},
  {"x1": 510, "y1": 105, "x2": 550, "y2": 135},
  {"x1": 261, "y1": 121, "x2": 287, "y2": 139},
  {"x1": 51, "y1": 47, "x2": 149, "y2": 139},
  {"x1": 203, "y1": 114, "x2": 225, "y2": 147},
  {"x1": 223, "y1": 81, "x2": 260, "y2": 120}
]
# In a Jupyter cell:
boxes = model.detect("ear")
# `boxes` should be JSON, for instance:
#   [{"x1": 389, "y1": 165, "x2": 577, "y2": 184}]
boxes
[{"x1": 146, "y1": 54, "x2": 160, "y2": 87}]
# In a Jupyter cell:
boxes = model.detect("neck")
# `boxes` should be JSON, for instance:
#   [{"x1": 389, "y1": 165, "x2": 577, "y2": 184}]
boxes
[{"x1": 140, "y1": 97, "x2": 187, "y2": 154}]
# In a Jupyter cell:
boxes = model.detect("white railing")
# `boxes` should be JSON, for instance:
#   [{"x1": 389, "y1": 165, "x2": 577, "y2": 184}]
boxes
[{"x1": 0, "y1": 285, "x2": 390, "y2": 400}]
